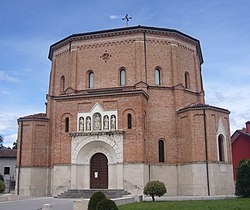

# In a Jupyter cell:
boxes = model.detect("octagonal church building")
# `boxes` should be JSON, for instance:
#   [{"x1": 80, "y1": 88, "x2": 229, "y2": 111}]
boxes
[{"x1": 16, "y1": 26, "x2": 234, "y2": 197}]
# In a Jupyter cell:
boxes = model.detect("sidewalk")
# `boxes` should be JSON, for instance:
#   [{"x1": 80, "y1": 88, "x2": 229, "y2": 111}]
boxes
[{"x1": 0, "y1": 196, "x2": 74, "y2": 210}]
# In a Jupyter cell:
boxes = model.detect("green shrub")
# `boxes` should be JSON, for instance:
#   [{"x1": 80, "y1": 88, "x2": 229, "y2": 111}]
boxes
[
  {"x1": 88, "y1": 191, "x2": 106, "y2": 210},
  {"x1": 96, "y1": 198, "x2": 118, "y2": 210},
  {"x1": 235, "y1": 159, "x2": 250, "y2": 197},
  {"x1": 0, "y1": 180, "x2": 5, "y2": 193},
  {"x1": 0, "y1": 174, "x2": 4, "y2": 182},
  {"x1": 143, "y1": 180, "x2": 167, "y2": 201}
]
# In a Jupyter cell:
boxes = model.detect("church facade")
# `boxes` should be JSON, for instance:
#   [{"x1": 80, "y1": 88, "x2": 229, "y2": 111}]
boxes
[{"x1": 16, "y1": 26, "x2": 234, "y2": 196}]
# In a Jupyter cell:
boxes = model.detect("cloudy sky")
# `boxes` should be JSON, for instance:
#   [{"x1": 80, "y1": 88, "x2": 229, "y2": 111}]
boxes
[{"x1": 0, "y1": 0, "x2": 249, "y2": 147}]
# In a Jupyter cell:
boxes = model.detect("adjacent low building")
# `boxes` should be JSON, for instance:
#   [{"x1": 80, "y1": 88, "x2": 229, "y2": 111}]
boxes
[
  {"x1": 231, "y1": 121, "x2": 250, "y2": 179},
  {"x1": 0, "y1": 149, "x2": 17, "y2": 192}
]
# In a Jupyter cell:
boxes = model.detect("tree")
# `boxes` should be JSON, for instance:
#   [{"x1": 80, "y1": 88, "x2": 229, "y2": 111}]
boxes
[
  {"x1": 143, "y1": 180, "x2": 167, "y2": 201},
  {"x1": 12, "y1": 140, "x2": 17, "y2": 149},
  {"x1": 0, "y1": 134, "x2": 3, "y2": 148},
  {"x1": 235, "y1": 159, "x2": 250, "y2": 197}
]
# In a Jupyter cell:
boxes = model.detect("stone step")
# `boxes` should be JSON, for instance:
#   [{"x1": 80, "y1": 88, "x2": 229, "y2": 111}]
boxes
[{"x1": 55, "y1": 189, "x2": 131, "y2": 199}]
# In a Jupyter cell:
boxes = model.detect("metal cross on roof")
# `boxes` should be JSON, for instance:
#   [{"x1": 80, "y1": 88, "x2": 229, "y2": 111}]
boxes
[{"x1": 122, "y1": 14, "x2": 132, "y2": 27}]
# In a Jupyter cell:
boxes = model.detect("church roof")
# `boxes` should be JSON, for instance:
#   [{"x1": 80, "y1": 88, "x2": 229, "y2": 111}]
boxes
[
  {"x1": 177, "y1": 103, "x2": 230, "y2": 114},
  {"x1": 18, "y1": 113, "x2": 48, "y2": 122},
  {"x1": 48, "y1": 25, "x2": 203, "y2": 64}
]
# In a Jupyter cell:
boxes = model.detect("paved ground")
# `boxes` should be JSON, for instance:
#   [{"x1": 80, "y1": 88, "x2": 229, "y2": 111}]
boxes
[
  {"x1": 0, "y1": 194, "x2": 236, "y2": 210},
  {"x1": 0, "y1": 197, "x2": 75, "y2": 210}
]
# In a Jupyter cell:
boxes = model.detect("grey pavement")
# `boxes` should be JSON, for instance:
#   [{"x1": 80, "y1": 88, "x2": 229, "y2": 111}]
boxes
[
  {"x1": 0, "y1": 194, "x2": 237, "y2": 210},
  {"x1": 0, "y1": 197, "x2": 75, "y2": 210}
]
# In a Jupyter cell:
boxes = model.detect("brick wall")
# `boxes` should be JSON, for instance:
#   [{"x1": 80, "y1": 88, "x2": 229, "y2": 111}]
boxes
[
  {"x1": 18, "y1": 27, "x2": 231, "y2": 168},
  {"x1": 17, "y1": 119, "x2": 49, "y2": 167}
]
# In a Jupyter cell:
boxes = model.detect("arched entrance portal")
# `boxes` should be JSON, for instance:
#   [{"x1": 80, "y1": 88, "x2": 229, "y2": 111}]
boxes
[{"x1": 90, "y1": 153, "x2": 108, "y2": 189}]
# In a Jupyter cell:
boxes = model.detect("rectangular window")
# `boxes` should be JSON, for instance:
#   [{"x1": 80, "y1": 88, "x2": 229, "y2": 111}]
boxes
[
  {"x1": 158, "y1": 140, "x2": 165, "y2": 162},
  {"x1": 155, "y1": 69, "x2": 161, "y2": 85},
  {"x1": 4, "y1": 166, "x2": 10, "y2": 175},
  {"x1": 89, "y1": 72, "x2": 94, "y2": 88},
  {"x1": 128, "y1": 114, "x2": 132, "y2": 129},
  {"x1": 120, "y1": 69, "x2": 126, "y2": 86},
  {"x1": 65, "y1": 117, "x2": 69, "y2": 132}
]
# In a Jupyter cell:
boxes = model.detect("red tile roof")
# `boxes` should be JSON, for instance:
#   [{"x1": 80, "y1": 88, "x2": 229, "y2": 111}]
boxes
[
  {"x1": 177, "y1": 103, "x2": 230, "y2": 113},
  {"x1": 231, "y1": 129, "x2": 250, "y2": 143},
  {"x1": 18, "y1": 113, "x2": 48, "y2": 121},
  {"x1": 0, "y1": 149, "x2": 17, "y2": 158}
]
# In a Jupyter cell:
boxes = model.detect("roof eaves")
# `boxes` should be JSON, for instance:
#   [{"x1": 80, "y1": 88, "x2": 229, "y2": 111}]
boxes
[
  {"x1": 177, "y1": 104, "x2": 230, "y2": 114},
  {"x1": 48, "y1": 25, "x2": 203, "y2": 63},
  {"x1": 231, "y1": 130, "x2": 250, "y2": 144},
  {"x1": 18, "y1": 113, "x2": 49, "y2": 122}
]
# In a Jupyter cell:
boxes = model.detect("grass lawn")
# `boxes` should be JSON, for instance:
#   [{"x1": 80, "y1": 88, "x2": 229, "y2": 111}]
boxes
[{"x1": 119, "y1": 198, "x2": 250, "y2": 210}]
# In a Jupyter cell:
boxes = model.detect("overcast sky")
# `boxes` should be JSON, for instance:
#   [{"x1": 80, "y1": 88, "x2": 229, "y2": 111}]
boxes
[{"x1": 0, "y1": 0, "x2": 249, "y2": 147}]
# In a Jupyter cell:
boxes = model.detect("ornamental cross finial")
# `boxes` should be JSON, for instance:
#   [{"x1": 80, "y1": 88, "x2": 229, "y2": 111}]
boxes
[{"x1": 122, "y1": 14, "x2": 132, "y2": 27}]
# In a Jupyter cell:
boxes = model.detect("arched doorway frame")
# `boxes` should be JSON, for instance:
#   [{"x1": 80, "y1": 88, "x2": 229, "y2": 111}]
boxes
[{"x1": 71, "y1": 134, "x2": 124, "y2": 190}]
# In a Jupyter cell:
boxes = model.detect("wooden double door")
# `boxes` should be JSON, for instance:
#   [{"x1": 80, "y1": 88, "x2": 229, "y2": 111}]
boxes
[{"x1": 90, "y1": 153, "x2": 108, "y2": 189}]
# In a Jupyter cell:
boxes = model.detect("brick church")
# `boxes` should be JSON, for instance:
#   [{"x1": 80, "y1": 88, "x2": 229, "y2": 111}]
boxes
[{"x1": 16, "y1": 26, "x2": 234, "y2": 196}]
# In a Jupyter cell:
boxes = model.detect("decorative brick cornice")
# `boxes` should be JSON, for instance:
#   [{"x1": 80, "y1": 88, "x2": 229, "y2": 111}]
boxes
[
  {"x1": 50, "y1": 89, "x2": 149, "y2": 101},
  {"x1": 48, "y1": 25, "x2": 203, "y2": 64},
  {"x1": 148, "y1": 85, "x2": 202, "y2": 96},
  {"x1": 53, "y1": 38, "x2": 196, "y2": 59},
  {"x1": 70, "y1": 129, "x2": 125, "y2": 137},
  {"x1": 147, "y1": 39, "x2": 195, "y2": 53},
  {"x1": 77, "y1": 39, "x2": 135, "y2": 50}
]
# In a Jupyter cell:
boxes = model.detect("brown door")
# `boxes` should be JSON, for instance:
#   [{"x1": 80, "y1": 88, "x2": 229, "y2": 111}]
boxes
[{"x1": 90, "y1": 153, "x2": 108, "y2": 189}]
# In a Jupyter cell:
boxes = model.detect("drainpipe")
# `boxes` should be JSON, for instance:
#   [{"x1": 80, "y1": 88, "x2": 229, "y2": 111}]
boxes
[
  {"x1": 17, "y1": 121, "x2": 23, "y2": 195},
  {"x1": 203, "y1": 109, "x2": 210, "y2": 196},
  {"x1": 143, "y1": 31, "x2": 147, "y2": 83},
  {"x1": 148, "y1": 164, "x2": 151, "y2": 181}
]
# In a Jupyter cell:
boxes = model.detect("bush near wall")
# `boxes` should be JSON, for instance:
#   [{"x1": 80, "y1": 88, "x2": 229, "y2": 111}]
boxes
[
  {"x1": 88, "y1": 191, "x2": 106, "y2": 210},
  {"x1": 0, "y1": 180, "x2": 5, "y2": 193},
  {"x1": 96, "y1": 198, "x2": 118, "y2": 210},
  {"x1": 0, "y1": 174, "x2": 4, "y2": 182},
  {"x1": 143, "y1": 180, "x2": 167, "y2": 201},
  {"x1": 235, "y1": 159, "x2": 250, "y2": 197}
]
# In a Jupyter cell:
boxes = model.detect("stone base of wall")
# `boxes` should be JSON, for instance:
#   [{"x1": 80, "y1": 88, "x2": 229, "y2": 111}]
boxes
[
  {"x1": 16, "y1": 162, "x2": 234, "y2": 197},
  {"x1": 149, "y1": 162, "x2": 234, "y2": 196},
  {"x1": 15, "y1": 167, "x2": 50, "y2": 196},
  {"x1": 123, "y1": 162, "x2": 234, "y2": 196}
]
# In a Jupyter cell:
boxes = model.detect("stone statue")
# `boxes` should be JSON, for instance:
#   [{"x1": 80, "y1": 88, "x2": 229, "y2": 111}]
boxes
[
  {"x1": 94, "y1": 114, "x2": 101, "y2": 130},
  {"x1": 86, "y1": 117, "x2": 91, "y2": 131},
  {"x1": 111, "y1": 115, "x2": 116, "y2": 129},
  {"x1": 104, "y1": 115, "x2": 109, "y2": 130},
  {"x1": 79, "y1": 117, "x2": 84, "y2": 131}
]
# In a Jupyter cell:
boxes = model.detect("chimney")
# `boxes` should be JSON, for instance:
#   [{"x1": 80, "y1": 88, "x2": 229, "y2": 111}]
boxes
[{"x1": 246, "y1": 121, "x2": 250, "y2": 133}]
